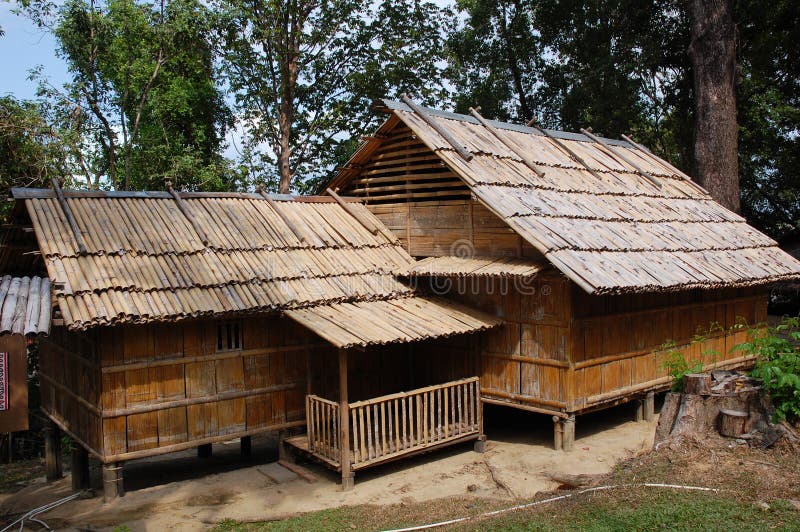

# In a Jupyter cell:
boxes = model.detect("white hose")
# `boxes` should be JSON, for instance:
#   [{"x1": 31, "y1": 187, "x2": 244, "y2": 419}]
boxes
[
  {"x1": 381, "y1": 483, "x2": 721, "y2": 532},
  {"x1": 0, "y1": 491, "x2": 85, "y2": 532}
]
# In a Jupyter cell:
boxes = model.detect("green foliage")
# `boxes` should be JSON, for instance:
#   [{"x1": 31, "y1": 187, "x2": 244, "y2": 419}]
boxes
[
  {"x1": 736, "y1": 316, "x2": 800, "y2": 422},
  {"x1": 21, "y1": 0, "x2": 234, "y2": 191},
  {"x1": 0, "y1": 96, "x2": 70, "y2": 219},
  {"x1": 216, "y1": 0, "x2": 451, "y2": 193},
  {"x1": 661, "y1": 342, "x2": 703, "y2": 392}
]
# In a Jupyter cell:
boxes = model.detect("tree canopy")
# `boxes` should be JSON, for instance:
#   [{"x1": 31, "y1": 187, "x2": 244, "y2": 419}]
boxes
[{"x1": 2, "y1": 0, "x2": 798, "y2": 237}]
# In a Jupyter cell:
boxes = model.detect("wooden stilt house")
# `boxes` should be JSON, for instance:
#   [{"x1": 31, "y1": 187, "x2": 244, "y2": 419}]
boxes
[
  {"x1": 325, "y1": 98, "x2": 800, "y2": 449},
  {"x1": 0, "y1": 187, "x2": 500, "y2": 496}
]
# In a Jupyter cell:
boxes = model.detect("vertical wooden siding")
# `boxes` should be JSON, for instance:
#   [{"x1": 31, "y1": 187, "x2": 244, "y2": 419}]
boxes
[
  {"x1": 569, "y1": 289, "x2": 767, "y2": 410},
  {"x1": 39, "y1": 327, "x2": 103, "y2": 456},
  {"x1": 41, "y1": 315, "x2": 331, "y2": 462}
]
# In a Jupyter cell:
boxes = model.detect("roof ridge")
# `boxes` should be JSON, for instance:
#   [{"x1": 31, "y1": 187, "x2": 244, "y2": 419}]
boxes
[{"x1": 379, "y1": 99, "x2": 633, "y2": 148}]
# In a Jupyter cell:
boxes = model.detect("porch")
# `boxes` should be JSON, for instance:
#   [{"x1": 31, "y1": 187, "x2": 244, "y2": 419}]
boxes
[{"x1": 286, "y1": 376, "x2": 483, "y2": 476}]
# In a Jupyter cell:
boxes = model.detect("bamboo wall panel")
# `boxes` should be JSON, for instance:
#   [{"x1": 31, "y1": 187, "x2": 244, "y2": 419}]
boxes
[
  {"x1": 39, "y1": 314, "x2": 334, "y2": 462},
  {"x1": 368, "y1": 200, "x2": 532, "y2": 259},
  {"x1": 569, "y1": 292, "x2": 768, "y2": 410},
  {"x1": 39, "y1": 327, "x2": 102, "y2": 455}
]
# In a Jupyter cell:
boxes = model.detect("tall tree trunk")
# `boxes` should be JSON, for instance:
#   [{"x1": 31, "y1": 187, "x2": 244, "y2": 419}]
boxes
[
  {"x1": 499, "y1": 1, "x2": 531, "y2": 120},
  {"x1": 688, "y1": 0, "x2": 740, "y2": 212}
]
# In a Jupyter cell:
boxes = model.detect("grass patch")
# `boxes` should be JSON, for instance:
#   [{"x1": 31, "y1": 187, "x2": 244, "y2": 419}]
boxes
[
  {"x1": 211, "y1": 487, "x2": 800, "y2": 532},
  {"x1": 212, "y1": 438, "x2": 800, "y2": 532}
]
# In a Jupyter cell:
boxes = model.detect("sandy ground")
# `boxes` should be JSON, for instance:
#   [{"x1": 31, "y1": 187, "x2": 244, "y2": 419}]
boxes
[{"x1": 0, "y1": 402, "x2": 659, "y2": 531}]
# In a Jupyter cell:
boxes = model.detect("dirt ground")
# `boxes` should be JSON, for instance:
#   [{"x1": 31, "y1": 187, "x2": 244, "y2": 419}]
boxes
[{"x1": 0, "y1": 402, "x2": 659, "y2": 531}]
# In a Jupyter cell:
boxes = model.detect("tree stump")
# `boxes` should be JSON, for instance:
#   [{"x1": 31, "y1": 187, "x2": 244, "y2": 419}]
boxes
[
  {"x1": 719, "y1": 409, "x2": 748, "y2": 437},
  {"x1": 683, "y1": 373, "x2": 711, "y2": 395}
]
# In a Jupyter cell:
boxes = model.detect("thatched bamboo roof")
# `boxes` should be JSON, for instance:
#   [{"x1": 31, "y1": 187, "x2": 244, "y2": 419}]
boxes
[
  {"x1": 12, "y1": 189, "x2": 498, "y2": 345},
  {"x1": 330, "y1": 100, "x2": 800, "y2": 294},
  {"x1": 401, "y1": 256, "x2": 547, "y2": 278}
]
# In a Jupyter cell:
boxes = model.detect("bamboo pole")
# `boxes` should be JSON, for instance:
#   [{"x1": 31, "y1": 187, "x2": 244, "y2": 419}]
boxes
[
  {"x1": 621, "y1": 133, "x2": 709, "y2": 194},
  {"x1": 339, "y1": 348, "x2": 354, "y2": 490},
  {"x1": 167, "y1": 185, "x2": 211, "y2": 246},
  {"x1": 51, "y1": 178, "x2": 88, "y2": 255},
  {"x1": 580, "y1": 128, "x2": 661, "y2": 189},
  {"x1": 400, "y1": 94, "x2": 473, "y2": 161},
  {"x1": 523, "y1": 120, "x2": 607, "y2": 182},
  {"x1": 257, "y1": 188, "x2": 307, "y2": 243},
  {"x1": 469, "y1": 107, "x2": 546, "y2": 177}
]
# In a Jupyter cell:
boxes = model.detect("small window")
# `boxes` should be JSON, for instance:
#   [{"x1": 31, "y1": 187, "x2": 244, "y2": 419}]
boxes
[{"x1": 217, "y1": 321, "x2": 243, "y2": 352}]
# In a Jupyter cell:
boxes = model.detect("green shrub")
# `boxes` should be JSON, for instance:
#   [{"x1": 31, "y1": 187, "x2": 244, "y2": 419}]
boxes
[
  {"x1": 661, "y1": 342, "x2": 703, "y2": 392},
  {"x1": 736, "y1": 316, "x2": 800, "y2": 422}
]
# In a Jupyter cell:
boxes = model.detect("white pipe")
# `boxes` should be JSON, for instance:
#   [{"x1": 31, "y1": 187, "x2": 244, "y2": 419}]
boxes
[{"x1": 381, "y1": 483, "x2": 721, "y2": 532}]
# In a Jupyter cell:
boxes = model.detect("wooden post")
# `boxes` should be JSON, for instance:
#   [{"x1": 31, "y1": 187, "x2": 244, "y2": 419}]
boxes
[
  {"x1": 278, "y1": 430, "x2": 295, "y2": 463},
  {"x1": 339, "y1": 348, "x2": 354, "y2": 491},
  {"x1": 44, "y1": 419, "x2": 63, "y2": 481},
  {"x1": 644, "y1": 391, "x2": 655, "y2": 422},
  {"x1": 240, "y1": 436, "x2": 252, "y2": 458},
  {"x1": 197, "y1": 443, "x2": 212, "y2": 458},
  {"x1": 635, "y1": 399, "x2": 645, "y2": 422},
  {"x1": 552, "y1": 416, "x2": 563, "y2": 451},
  {"x1": 102, "y1": 462, "x2": 124, "y2": 502},
  {"x1": 473, "y1": 397, "x2": 486, "y2": 453},
  {"x1": 71, "y1": 445, "x2": 89, "y2": 491},
  {"x1": 562, "y1": 415, "x2": 576, "y2": 452}
]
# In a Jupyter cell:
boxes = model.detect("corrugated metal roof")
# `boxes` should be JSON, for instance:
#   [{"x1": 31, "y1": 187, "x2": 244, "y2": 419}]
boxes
[
  {"x1": 0, "y1": 276, "x2": 51, "y2": 335},
  {"x1": 402, "y1": 256, "x2": 548, "y2": 278},
  {"x1": 285, "y1": 296, "x2": 500, "y2": 349},
  {"x1": 345, "y1": 101, "x2": 800, "y2": 294}
]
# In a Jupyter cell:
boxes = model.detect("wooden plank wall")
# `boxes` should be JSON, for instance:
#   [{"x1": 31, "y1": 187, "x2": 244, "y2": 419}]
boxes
[
  {"x1": 569, "y1": 287, "x2": 768, "y2": 411},
  {"x1": 39, "y1": 315, "x2": 333, "y2": 462},
  {"x1": 431, "y1": 274, "x2": 572, "y2": 412},
  {"x1": 39, "y1": 327, "x2": 103, "y2": 456},
  {"x1": 369, "y1": 200, "x2": 545, "y2": 259}
]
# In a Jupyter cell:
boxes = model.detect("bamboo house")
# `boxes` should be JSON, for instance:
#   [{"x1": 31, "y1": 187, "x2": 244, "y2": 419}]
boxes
[
  {"x1": 324, "y1": 97, "x2": 800, "y2": 449},
  {"x1": 0, "y1": 186, "x2": 500, "y2": 496},
  {"x1": 2, "y1": 98, "x2": 799, "y2": 500}
]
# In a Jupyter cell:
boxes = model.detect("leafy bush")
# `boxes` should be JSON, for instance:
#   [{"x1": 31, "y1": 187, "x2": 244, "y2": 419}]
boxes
[
  {"x1": 662, "y1": 342, "x2": 704, "y2": 392},
  {"x1": 736, "y1": 316, "x2": 800, "y2": 422}
]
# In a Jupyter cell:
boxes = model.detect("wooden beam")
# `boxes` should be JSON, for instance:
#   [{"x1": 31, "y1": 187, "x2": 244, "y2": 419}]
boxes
[
  {"x1": 400, "y1": 94, "x2": 473, "y2": 162},
  {"x1": 339, "y1": 348, "x2": 354, "y2": 490},
  {"x1": 469, "y1": 107, "x2": 546, "y2": 178},
  {"x1": 326, "y1": 188, "x2": 380, "y2": 235},
  {"x1": 257, "y1": 189, "x2": 307, "y2": 243},
  {"x1": 167, "y1": 185, "x2": 211, "y2": 246},
  {"x1": 581, "y1": 128, "x2": 662, "y2": 189},
  {"x1": 51, "y1": 178, "x2": 88, "y2": 256},
  {"x1": 523, "y1": 121, "x2": 608, "y2": 183}
]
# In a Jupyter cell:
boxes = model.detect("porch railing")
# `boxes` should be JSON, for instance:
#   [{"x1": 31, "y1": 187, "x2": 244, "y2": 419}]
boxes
[
  {"x1": 306, "y1": 394, "x2": 340, "y2": 464},
  {"x1": 348, "y1": 377, "x2": 481, "y2": 468},
  {"x1": 305, "y1": 377, "x2": 482, "y2": 469}
]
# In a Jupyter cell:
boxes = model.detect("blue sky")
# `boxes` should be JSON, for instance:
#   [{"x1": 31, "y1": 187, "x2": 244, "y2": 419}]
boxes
[{"x1": 0, "y1": 3, "x2": 69, "y2": 100}]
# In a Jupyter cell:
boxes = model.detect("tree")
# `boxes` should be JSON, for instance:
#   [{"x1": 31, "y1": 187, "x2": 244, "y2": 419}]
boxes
[
  {"x1": 0, "y1": 96, "x2": 69, "y2": 217},
  {"x1": 688, "y1": 0, "x2": 740, "y2": 212},
  {"x1": 736, "y1": 0, "x2": 800, "y2": 237},
  {"x1": 445, "y1": 0, "x2": 541, "y2": 122},
  {"x1": 22, "y1": 0, "x2": 235, "y2": 191},
  {"x1": 446, "y1": 0, "x2": 695, "y2": 171},
  {"x1": 216, "y1": 0, "x2": 451, "y2": 193}
]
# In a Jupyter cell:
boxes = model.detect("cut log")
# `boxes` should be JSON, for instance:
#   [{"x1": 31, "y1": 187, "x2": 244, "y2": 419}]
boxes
[
  {"x1": 718, "y1": 409, "x2": 748, "y2": 438},
  {"x1": 683, "y1": 373, "x2": 711, "y2": 395}
]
